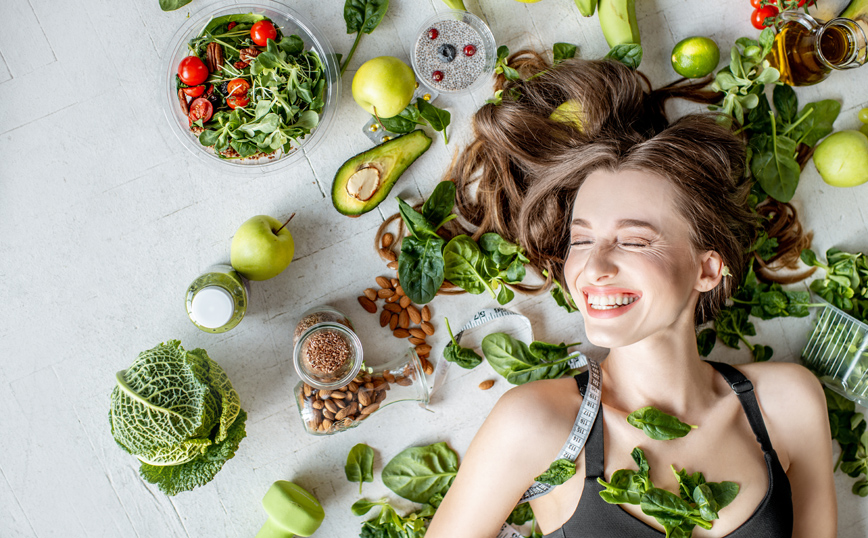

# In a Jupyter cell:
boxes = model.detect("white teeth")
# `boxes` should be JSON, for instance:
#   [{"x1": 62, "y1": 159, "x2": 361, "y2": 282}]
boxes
[{"x1": 587, "y1": 293, "x2": 638, "y2": 309}]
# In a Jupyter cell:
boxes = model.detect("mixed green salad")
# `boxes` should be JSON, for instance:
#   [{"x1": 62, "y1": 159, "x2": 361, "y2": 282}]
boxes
[{"x1": 174, "y1": 13, "x2": 326, "y2": 160}]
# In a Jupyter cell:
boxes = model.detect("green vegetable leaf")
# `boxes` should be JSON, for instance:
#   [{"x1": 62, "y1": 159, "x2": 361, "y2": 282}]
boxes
[
  {"x1": 749, "y1": 128, "x2": 800, "y2": 203},
  {"x1": 351, "y1": 498, "x2": 385, "y2": 516},
  {"x1": 693, "y1": 483, "x2": 720, "y2": 521},
  {"x1": 751, "y1": 344, "x2": 774, "y2": 362},
  {"x1": 443, "y1": 317, "x2": 483, "y2": 369},
  {"x1": 598, "y1": 469, "x2": 645, "y2": 505},
  {"x1": 672, "y1": 466, "x2": 706, "y2": 502},
  {"x1": 344, "y1": 0, "x2": 389, "y2": 34},
  {"x1": 553, "y1": 42, "x2": 578, "y2": 64},
  {"x1": 346, "y1": 443, "x2": 375, "y2": 494},
  {"x1": 528, "y1": 341, "x2": 578, "y2": 363},
  {"x1": 481, "y1": 333, "x2": 572, "y2": 384},
  {"x1": 379, "y1": 104, "x2": 422, "y2": 133},
  {"x1": 696, "y1": 328, "x2": 716, "y2": 357},
  {"x1": 421, "y1": 181, "x2": 456, "y2": 231},
  {"x1": 382, "y1": 442, "x2": 459, "y2": 503},
  {"x1": 160, "y1": 0, "x2": 192, "y2": 11},
  {"x1": 417, "y1": 98, "x2": 451, "y2": 144},
  {"x1": 604, "y1": 44, "x2": 643, "y2": 69},
  {"x1": 443, "y1": 235, "x2": 496, "y2": 296},
  {"x1": 790, "y1": 100, "x2": 841, "y2": 148},
  {"x1": 535, "y1": 458, "x2": 576, "y2": 485},
  {"x1": 772, "y1": 84, "x2": 798, "y2": 124},
  {"x1": 627, "y1": 406, "x2": 697, "y2": 441},
  {"x1": 397, "y1": 198, "x2": 438, "y2": 240},
  {"x1": 507, "y1": 502, "x2": 534, "y2": 525},
  {"x1": 706, "y1": 481, "x2": 740, "y2": 510},
  {"x1": 398, "y1": 235, "x2": 445, "y2": 305}
]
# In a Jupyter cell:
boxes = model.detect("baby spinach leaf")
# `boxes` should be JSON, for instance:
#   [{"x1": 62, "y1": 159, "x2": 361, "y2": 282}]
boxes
[
  {"x1": 417, "y1": 98, "x2": 451, "y2": 144},
  {"x1": 693, "y1": 483, "x2": 720, "y2": 521},
  {"x1": 443, "y1": 235, "x2": 496, "y2": 296},
  {"x1": 706, "y1": 481, "x2": 739, "y2": 510},
  {"x1": 507, "y1": 502, "x2": 534, "y2": 525},
  {"x1": 341, "y1": 0, "x2": 389, "y2": 76},
  {"x1": 751, "y1": 344, "x2": 773, "y2": 362},
  {"x1": 640, "y1": 487, "x2": 695, "y2": 521},
  {"x1": 496, "y1": 283, "x2": 515, "y2": 305},
  {"x1": 534, "y1": 458, "x2": 576, "y2": 486},
  {"x1": 749, "y1": 128, "x2": 800, "y2": 203},
  {"x1": 627, "y1": 406, "x2": 698, "y2": 441},
  {"x1": 553, "y1": 42, "x2": 578, "y2": 64},
  {"x1": 397, "y1": 198, "x2": 437, "y2": 240},
  {"x1": 598, "y1": 469, "x2": 644, "y2": 505},
  {"x1": 790, "y1": 100, "x2": 841, "y2": 148},
  {"x1": 421, "y1": 181, "x2": 456, "y2": 230},
  {"x1": 631, "y1": 447, "x2": 653, "y2": 491},
  {"x1": 398, "y1": 235, "x2": 445, "y2": 305},
  {"x1": 379, "y1": 105, "x2": 420, "y2": 133},
  {"x1": 772, "y1": 84, "x2": 798, "y2": 124},
  {"x1": 528, "y1": 341, "x2": 579, "y2": 363},
  {"x1": 382, "y1": 442, "x2": 459, "y2": 503},
  {"x1": 604, "y1": 44, "x2": 643, "y2": 69},
  {"x1": 345, "y1": 443, "x2": 375, "y2": 494},
  {"x1": 351, "y1": 498, "x2": 383, "y2": 516},
  {"x1": 443, "y1": 317, "x2": 483, "y2": 369},
  {"x1": 159, "y1": 0, "x2": 192, "y2": 11},
  {"x1": 481, "y1": 333, "x2": 573, "y2": 385},
  {"x1": 672, "y1": 466, "x2": 706, "y2": 502},
  {"x1": 696, "y1": 328, "x2": 716, "y2": 357}
]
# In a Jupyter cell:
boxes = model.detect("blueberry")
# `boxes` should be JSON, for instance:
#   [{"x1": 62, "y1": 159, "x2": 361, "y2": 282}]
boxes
[{"x1": 437, "y1": 44, "x2": 457, "y2": 63}]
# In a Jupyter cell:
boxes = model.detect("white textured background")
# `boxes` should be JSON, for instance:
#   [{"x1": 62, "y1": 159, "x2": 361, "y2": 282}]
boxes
[{"x1": 1, "y1": 0, "x2": 866, "y2": 536}]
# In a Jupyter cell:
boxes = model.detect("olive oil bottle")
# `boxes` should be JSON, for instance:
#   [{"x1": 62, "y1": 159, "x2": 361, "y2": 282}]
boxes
[{"x1": 767, "y1": 11, "x2": 867, "y2": 86}]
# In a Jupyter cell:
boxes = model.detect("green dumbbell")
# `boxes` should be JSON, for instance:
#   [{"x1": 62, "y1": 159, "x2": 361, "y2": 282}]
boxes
[{"x1": 255, "y1": 481, "x2": 325, "y2": 538}]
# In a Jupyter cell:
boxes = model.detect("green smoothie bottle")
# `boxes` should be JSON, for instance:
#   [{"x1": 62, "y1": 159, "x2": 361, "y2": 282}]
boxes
[{"x1": 185, "y1": 264, "x2": 249, "y2": 333}]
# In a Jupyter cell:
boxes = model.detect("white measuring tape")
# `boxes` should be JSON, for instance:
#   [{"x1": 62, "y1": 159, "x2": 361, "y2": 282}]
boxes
[{"x1": 431, "y1": 307, "x2": 601, "y2": 503}]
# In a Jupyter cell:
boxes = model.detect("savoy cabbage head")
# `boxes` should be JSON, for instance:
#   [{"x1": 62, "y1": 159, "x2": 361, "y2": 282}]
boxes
[{"x1": 110, "y1": 340, "x2": 247, "y2": 495}]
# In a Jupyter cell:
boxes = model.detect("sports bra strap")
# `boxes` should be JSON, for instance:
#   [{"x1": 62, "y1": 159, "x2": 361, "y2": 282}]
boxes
[
  {"x1": 574, "y1": 372, "x2": 605, "y2": 478},
  {"x1": 707, "y1": 361, "x2": 775, "y2": 454}
]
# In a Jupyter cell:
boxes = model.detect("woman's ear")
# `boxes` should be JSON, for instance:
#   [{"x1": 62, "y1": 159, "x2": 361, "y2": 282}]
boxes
[{"x1": 696, "y1": 251, "x2": 724, "y2": 292}]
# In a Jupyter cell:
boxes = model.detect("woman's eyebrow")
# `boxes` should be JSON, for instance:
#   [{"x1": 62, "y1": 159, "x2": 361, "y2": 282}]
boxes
[{"x1": 570, "y1": 218, "x2": 659, "y2": 233}]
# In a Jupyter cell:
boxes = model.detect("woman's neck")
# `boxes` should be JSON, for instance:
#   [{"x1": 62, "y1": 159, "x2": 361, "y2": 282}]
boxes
[{"x1": 601, "y1": 319, "x2": 718, "y2": 419}]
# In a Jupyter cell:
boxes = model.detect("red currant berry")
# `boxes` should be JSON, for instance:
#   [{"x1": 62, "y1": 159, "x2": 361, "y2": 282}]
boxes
[
  {"x1": 428, "y1": 28, "x2": 439, "y2": 40},
  {"x1": 432, "y1": 70, "x2": 444, "y2": 82},
  {"x1": 464, "y1": 44, "x2": 476, "y2": 57}
]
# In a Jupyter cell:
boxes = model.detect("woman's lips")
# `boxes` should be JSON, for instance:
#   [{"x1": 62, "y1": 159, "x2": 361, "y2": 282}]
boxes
[{"x1": 581, "y1": 287, "x2": 642, "y2": 319}]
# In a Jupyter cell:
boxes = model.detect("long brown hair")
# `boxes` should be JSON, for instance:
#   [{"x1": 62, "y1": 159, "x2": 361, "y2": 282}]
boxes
[{"x1": 447, "y1": 53, "x2": 755, "y2": 325}]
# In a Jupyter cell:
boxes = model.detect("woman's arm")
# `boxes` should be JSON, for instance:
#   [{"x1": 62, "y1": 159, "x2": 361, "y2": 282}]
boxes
[{"x1": 426, "y1": 379, "x2": 579, "y2": 538}]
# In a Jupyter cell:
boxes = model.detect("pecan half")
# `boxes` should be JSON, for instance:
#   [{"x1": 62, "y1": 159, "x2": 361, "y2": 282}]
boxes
[
  {"x1": 205, "y1": 42, "x2": 224, "y2": 73},
  {"x1": 234, "y1": 60, "x2": 249, "y2": 69},
  {"x1": 178, "y1": 89, "x2": 189, "y2": 115},
  {"x1": 239, "y1": 47, "x2": 261, "y2": 63}
]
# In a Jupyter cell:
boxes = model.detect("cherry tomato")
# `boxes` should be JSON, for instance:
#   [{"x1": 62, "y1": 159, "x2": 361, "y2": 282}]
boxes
[
  {"x1": 188, "y1": 97, "x2": 213, "y2": 126},
  {"x1": 178, "y1": 56, "x2": 209, "y2": 86},
  {"x1": 226, "y1": 78, "x2": 251, "y2": 97},
  {"x1": 250, "y1": 20, "x2": 277, "y2": 47},
  {"x1": 750, "y1": 0, "x2": 764, "y2": 8},
  {"x1": 751, "y1": 6, "x2": 779, "y2": 30},
  {"x1": 227, "y1": 95, "x2": 251, "y2": 109},
  {"x1": 182, "y1": 85, "x2": 205, "y2": 97}
]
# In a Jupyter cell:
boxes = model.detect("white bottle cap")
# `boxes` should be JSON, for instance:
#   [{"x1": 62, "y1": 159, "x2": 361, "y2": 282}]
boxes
[{"x1": 191, "y1": 286, "x2": 234, "y2": 329}]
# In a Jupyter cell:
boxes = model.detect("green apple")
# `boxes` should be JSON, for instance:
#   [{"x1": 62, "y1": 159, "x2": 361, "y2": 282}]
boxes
[
  {"x1": 813, "y1": 130, "x2": 868, "y2": 188},
  {"x1": 230, "y1": 215, "x2": 295, "y2": 281},
  {"x1": 352, "y1": 56, "x2": 416, "y2": 119}
]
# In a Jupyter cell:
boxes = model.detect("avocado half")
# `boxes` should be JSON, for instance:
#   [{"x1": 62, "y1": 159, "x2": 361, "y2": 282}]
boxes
[{"x1": 332, "y1": 130, "x2": 432, "y2": 216}]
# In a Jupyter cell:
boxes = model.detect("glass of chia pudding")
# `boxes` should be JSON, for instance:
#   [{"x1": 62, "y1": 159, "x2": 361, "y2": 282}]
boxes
[{"x1": 412, "y1": 10, "x2": 496, "y2": 94}]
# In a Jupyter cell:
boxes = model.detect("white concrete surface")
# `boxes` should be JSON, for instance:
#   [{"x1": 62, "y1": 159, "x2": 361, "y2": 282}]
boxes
[{"x1": 1, "y1": 0, "x2": 866, "y2": 536}]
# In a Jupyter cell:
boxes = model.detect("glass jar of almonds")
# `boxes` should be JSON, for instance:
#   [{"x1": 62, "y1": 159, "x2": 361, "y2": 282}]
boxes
[{"x1": 294, "y1": 348, "x2": 430, "y2": 435}]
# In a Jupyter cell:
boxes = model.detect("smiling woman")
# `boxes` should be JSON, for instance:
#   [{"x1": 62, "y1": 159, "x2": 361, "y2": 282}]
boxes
[{"x1": 426, "y1": 56, "x2": 836, "y2": 537}]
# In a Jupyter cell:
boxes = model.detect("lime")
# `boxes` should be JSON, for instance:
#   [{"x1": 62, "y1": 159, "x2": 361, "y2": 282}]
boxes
[
  {"x1": 671, "y1": 36, "x2": 721, "y2": 79},
  {"x1": 859, "y1": 107, "x2": 868, "y2": 124}
]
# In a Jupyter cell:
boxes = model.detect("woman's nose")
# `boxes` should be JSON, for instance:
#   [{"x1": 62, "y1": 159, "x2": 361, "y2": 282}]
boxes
[{"x1": 583, "y1": 244, "x2": 618, "y2": 282}]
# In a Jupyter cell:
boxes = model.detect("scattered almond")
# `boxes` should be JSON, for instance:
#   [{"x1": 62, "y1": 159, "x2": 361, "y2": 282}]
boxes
[
  {"x1": 391, "y1": 278, "x2": 399, "y2": 288},
  {"x1": 407, "y1": 305, "x2": 422, "y2": 324},
  {"x1": 409, "y1": 328, "x2": 426, "y2": 339},
  {"x1": 377, "y1": 288, "x2": 395, "y2": 299},
  {"x1": 409, "y1": 337, "x2": 426, "y2": 345},
  {"x1": 380, "y1": 248, "x2": 397, "y2": 261},
  {"x1": 399, "y1": 295, "x2": 412, "y2": 309},
  {"x1": 385, "y1": 294, "x2": 400, "y2": 303},
  {"x1": 376, "y1": 276, "x2": 391, "y2": 289},
  {"x1": 389, "y1": 313, "x2": 399, "y2": 330},
  {"x1": 387, "y1": 261, "x2": 399, "y2": 270},
  {"x1": 364, "y1": 288, "x2": 378, "y2": 301},
  {"x1": 479, "y1": 380, "x2": 495, "y2": 390},
  {"x1": 420, "y1": 357, "x2": 434, "y2": 375},
  {"x1": 382, "y1": 232, "x2": 394, "y2": 248},
  {"x1": 421, "y1": 321, "x2": 435, "y2": 335},
  {"x1": 384, "y1": 303, "x2": 402, "y2": 313},
  {"x1": 393, "y1": 328, "x2": 411, "y2": 338},
  {"x1": 421, "y1": 305, "x2": 431, "y2": 322},
  {"x1": 398, "y1": 309, "x2": 410, "y2": 329},
  {"x1": 396, "y1": 285, "x2": 404, "y2": 296},
  {"x1": 379, "y1": 310, "x2": 391, "y2": 327},
  {"x1": 358, "y1": 296, "x2": 377, "y2": 313},
  {"x1": 416, "y1": 343, "x2": 432, "y2": 355}
]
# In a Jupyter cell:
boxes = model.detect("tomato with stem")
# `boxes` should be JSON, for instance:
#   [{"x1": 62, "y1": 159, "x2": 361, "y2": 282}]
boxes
[
  {"x1": 751, "y1": 5, "x2": 779, "y2": 29},
  {"x1": 178, "y1": 56, "x2": 209, "y2": 86},
  {"x1": 250, "y1": 20, "x2": 277, "y2": 47},
  {"x1": 188, "y1": 97, "x2": 213, "y2": 126}
]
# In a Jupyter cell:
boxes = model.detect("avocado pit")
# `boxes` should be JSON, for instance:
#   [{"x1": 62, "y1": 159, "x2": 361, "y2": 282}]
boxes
[{"x1": 346, "y1": 165, "x2": 382, "y2": 202}]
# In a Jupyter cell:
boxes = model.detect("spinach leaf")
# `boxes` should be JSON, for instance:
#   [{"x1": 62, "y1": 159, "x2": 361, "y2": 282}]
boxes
[
  {"x1": 421, "y1": 181, "x2": 456, "y2": 230},
  {"x1": 706, "y1": 481, "x2": 739, "y2": 509},
  {"x1": 772, "y1": 84, "x2": 798, "y2": 124},
  {"x1": 790, "y1": 100, "x2": 841, "y2": 148},
  {"x1": 443, "y1": 317, "x2": 483, "y2": 369},
  {"x1": 495, "y1": 282, "x2": 515, "y2": 305},
  {"x1": 443, "y1": 235, "x2": 496, "y2": 296},
  {"x1": 528, "y1": 341, "x2": 579, "y2": 362},
  {"x1": 354, "y1": 499, "x2": 429, "y2": 538},
  {"x1": 382, "y1": 442, "x2": 459, "y2": 503},
  {"x1": 507, "y1": 502, "x2": 534, "y2": 525},
  {"x1": 397, "y1": 198, "x2": 437, "y2": 240},
  {"x1": 481, "y1": 333, "x2": 573, "y2": 385},
  {"x1": 631, "y1": 447, "x2": 653, "y2": 491},
  {"x1": 351, "y1": 498, "x2": 383, "y2": 516},
  {"x1": 693, "y1": 483, "x2": 720, "y2": 521},
  {"x1": 160, "y1": 0, "x2": 192, "y2": 11},
  {"x1": 345, "y1": 443, "x2": 375, "y2": 494},
  {"x1": 341, "y1": 0, "x2": 389, "y2": 76},
  {"x1": 598, "y1": 469, "x2": 644, "y2": 505},
  {"x1": 398, "y1": 235, "x2": 445, "y2": 305},
  {"x1": 672, "y1": 466, "x2": 706, "y2": 502},
  {"x1": 749, "y1": 125, "x2": 800, "y2": 203},
  {"x1": 553, "y1": 42, "x2": 578, "y2": 64},
  {"x1": 479, "y1": 233, "x2": 524, "y2": 269},
  {"x1": 534, "y1": 458, "x2": 576, "y2": 485},
  {"x1": 604, "y1": 44, "x2": 643, "y2": 69},
  {"x1": 627, "y1": 406, "x2": 697, "y2": 441},
  {"x1": 417, "y1": 98, "x2": 451, "y2": 144},
  {"x1": 714, "y1": 306, "x2": 756, "y2": 350},
  {"x1": 696, "y1": 328, "x2": 716, "y2": 357},
  {"x1": 494, "y1": 45, "x2": 521, "y2": 82},
  {"x1": 379, "y1": 104, "x2": 420, "y2": 133}
]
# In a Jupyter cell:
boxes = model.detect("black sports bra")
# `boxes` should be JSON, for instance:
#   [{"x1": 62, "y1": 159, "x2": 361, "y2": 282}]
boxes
[{"x1": 542, "y1": 362, "x2": 793, "y2": 537}]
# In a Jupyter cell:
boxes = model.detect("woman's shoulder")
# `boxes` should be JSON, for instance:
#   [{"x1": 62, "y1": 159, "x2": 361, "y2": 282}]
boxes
[{"x1": 734, "y1": 360, "x2": 824, "y2": 401}]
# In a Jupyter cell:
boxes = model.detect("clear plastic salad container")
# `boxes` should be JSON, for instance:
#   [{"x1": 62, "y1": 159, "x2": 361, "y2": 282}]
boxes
[
  {"x1": 162, "y1": 0, "x2": 340, "y2": 174},
  {"x1": 802, "y1": 301, "x2": 868, "y2": 407}
]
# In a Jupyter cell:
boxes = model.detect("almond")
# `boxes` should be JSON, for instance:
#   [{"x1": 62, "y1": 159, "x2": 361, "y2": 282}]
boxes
[
  {"x1": 395, "y1": 285, "x2": 405, "y2": 296},
  {"x1": 303, "y1": 383, "x2": 312, "y2": 397},
  {"x1": 312, "y1": 400, "x2": 324, "y2": 409},
  {"x1": 416, "y1": 344, "x2": 432, "y2": 355},
  {"x1": 407, "y1": 305, "x2": 422, "y2": 324},
  {"x1": 331, "y1": 391, "x2": 347, "y2": 400},
  {"x1": 358, "y1": 296, "x2": 377, "y2": 313},
  {"x1": 382, "y1": 233, "x2": 394, "y2": 248},
  {"x1": 389, "y1": 313, "x2": 399, "y2": 330},
  {"x1": 385, "y1": 293, "x2": 400, "y2": 303},
  {"x1": 376, "y1": 276, "x2": 391, "y2": 289},
  {"x1": 409, "y1": 328, "x2": 426, "y2": 339},
  {"x1": 409, "y1": 337, "x2": 426, "y2": 345},
  {"x1": 361, "y1": 403, "x2": 380, "y2": 415},
  {"x1": 375, "y1": 390, "x2": 388, "y2": 404},
  {"x1": 479, "y1": 380, "x2": 495, "y2": 390},
  {"x1": 380, "y1": 309, "x2": 391, "y2": 327},
  {"x1": 380, "y1": 248, "x2": 397, "y2": 262},
  {"x1": 420, "y1": 357, "x2": 434, "y2": 375},
  {"x1": 336, "y1": 402, "x2": 357, "y2": 420},
  {"x1": 421, "y1": 321, "x2": 435, "y2": 335},
  {"x1": 387, "y1": 261, "x2": 399, "y2": 270},
  {"x1": 398, "y1": 309, "x2": 410, "y2": 329},
  {"x1": 399, "y1": 295, "x2": 412, "y2": 309},
  {"x1": 384, "y1": 372, "x2": 396, "y2": 384},
  {"x1": 393, "y1": 328, "x2": 411, "y2": 338},
  {"x1": 324, "y1": 399, "x2": 338, "y2": 414},
  {"x1": 395, "y1": 376, "x2": 413, "y2": 386},
  {"x1": 358, "y1": 390, "x2": 372, "y2": 407},
  {"x1": 323, "y1": 408, "x2": 335, "y2": 420},
  {"x1": 421, "y1": 305, "x2": 431, "y2": 322},
  {"x1": 318, "y1": 389, "x2": 333, "y2": 400},
  {"x1": 364, "y1": 288, "x2": 378, "y2": 301},
  {"x1": 377, "y1": 288, "x2": 395, "y2": 299},
  {"x1": 322, "y1": 418, "x2": 333, "y2": 430},
  {"x1": 391, "y1": 278, "x2": 399, "y2": 288},
  {"x1": 384, "y1": 303, "x2": 402, "y2": 313}
]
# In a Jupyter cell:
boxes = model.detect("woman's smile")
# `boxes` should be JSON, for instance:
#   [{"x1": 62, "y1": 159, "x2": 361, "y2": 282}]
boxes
[{"x1": 582, "y1": 286, "x2": 642, "y2": 318}]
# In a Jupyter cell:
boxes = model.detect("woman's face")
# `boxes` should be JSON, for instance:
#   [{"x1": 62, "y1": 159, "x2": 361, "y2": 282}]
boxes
[{"x1": 563, "y1": 168, "x2": 713, "y2": 349}]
